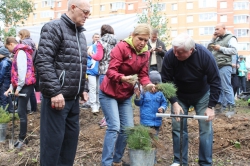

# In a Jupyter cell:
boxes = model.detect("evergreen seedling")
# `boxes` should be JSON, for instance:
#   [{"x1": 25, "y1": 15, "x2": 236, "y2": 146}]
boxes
[{"x1": 155, "y1": 82, "x2": 177, "y2": 98}]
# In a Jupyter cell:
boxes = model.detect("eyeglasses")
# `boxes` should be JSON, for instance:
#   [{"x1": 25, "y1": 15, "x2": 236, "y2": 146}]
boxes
[{"x1": 76, "y1": 6, "x2": 91, "y2": 16}]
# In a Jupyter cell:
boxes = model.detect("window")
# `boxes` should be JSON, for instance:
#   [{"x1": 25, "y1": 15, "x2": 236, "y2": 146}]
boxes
[
  {"x1": 200, "y1": 41, "x2": 210, "y2": 48},
  {"x1": 40, "y1": 11, "x2": 54, "y2": 18},
  {"x1": 238, "y1": 43, "x2": 250, "y2": 51},
  {"x1": 186, "y1": 2, "x2": 193, "y2": 9},
  {"x1": 199, "y1": 27, "x2": 214, "y2": 35},
  {"x1": 172, "y1": 3, "x2": 177, "y2": 10},
  {"x1": 128, "y1": 4, "x2": 133, "y2": 10},
  {"x1": 34, "y1": 3, "x2": 38, "y2": 9},
  {"x1": 158, "y1": 3, "x2": 166, "y2": 10},
  {"x1": 42, "y1": 0, "x2": 54, "y2": 8},
  {"x1": 187, "y1": 29, "x2": 193, "y2": 36},
  {"x1": 234, "y1": 29, "x2": 249, "y2": 37},
  {"x1": 199, "y1": 0, "x2": 217, "y2": 8},
  {"x1": 220, "y1": 1, "x2": 227, "y2": 8},
  {"x1": 57, "y1": 1, "x2": 61, "y2": 7},
  {"x1": 100, "y1": 5, "x2": 105, "y2": 11},
  {"x1": 199, "y1": 13, "x2": 217, "y2": 21},
  {"x1": 186, "y1": 15, "x2": 193, "y2": 23},
  {"x1": 57, "y1": 12, "x2": 61, "y2": 18},
  {"x1": 142, "y1": 8, "x2": 147, "y2": 14},
  {"x1": 171, "y1": 17, "x2": 177, "y2": 24},
  {"x1": 33, "y1": 13, "x2": 37, "y2": 19},
  {"x1": 110, "y1": 2, "x2": 125, "y2": 11},
  {"x1": 90, "y1": 6, "x2": 93, "y2": 13},
  {"x1": 234, "y1": 2, "x2": 249, "y2": 10},
  {"x1": 171, "y1": 30, "x2": 177, "y2": 37},
  {"x1": 234, "y1": 15, "x2": 249, "y2": 23},
  {"x1": 220, "y1": 15, "x2": 227, "y2": 22}
]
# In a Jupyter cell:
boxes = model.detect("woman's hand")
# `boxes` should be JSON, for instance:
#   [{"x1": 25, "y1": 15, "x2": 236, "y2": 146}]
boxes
[
  {"x1": 144, "y1": 83, "x2": 156, "y2": 93},
  {"x1": 121, "y1": 75, "x2": 137, "y2": 86}
]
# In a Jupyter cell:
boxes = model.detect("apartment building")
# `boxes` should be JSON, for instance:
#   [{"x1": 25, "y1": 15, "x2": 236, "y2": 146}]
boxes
[{"x1": 20, "y1": 0, "x2": 250, "y2": 57}]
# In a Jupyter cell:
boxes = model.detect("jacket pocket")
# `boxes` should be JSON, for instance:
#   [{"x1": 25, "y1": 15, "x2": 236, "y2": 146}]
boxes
[{"x1": 59, "y1": 70, "x2": 65, "y2": 87}]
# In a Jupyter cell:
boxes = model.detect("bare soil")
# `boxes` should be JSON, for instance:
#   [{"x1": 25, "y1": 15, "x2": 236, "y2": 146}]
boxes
[{"x1": 0, "y1": 104, "x2": 250, "y2": 166}]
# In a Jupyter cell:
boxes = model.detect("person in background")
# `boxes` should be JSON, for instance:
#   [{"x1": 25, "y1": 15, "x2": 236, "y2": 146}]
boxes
[
  {"x1": 90, "y1": 24, "x2": 117, "y2": 128},
  {"x1": 35, "y1": 0, "x2": 90, "y2": 165},
  {"x1": 18, "y1": 29, "x2": 37, "y2": 114},
  {"x1": 162, "y1": 33, "x2": 221, "y2": 166},
  {"x1": 4, "y1": 37, "x2": 36, "y2": 148},
  {"x1": 147, "y1": 29, "x2": 167, "y2": 72},
  {"x1": 85, "y1": 33, "x2": 100, "y2": 113},
  {"x1": 0, "y1": 47, "x2": 13, "y2": 112},
  {"x1": 99, "y1": 23, "x2": 155, "y2": 166},
  {"x1": 238, "y1": 55, "x2": 247, "y2": 94},
  {"x1": 207, "y1": 23, "x2": 237, "y2": 114},
  {"x1": 231, "y1": 54, "x2": 239, "y2": 97}
]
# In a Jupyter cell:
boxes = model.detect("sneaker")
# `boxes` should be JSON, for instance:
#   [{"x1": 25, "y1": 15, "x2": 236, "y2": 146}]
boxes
[
  {"x1": 14, "y1": 139, "x2": 27, "y2": 149},
  {"x1": 29, "y1": 111, "x2": 34, "y2": 115},
  {"x1": 100, "y1": 119, "x2": 107, "y2": 128},
  {"x1": 170, "y1": 163, "x2": 180, "y2": 166},
  {"x1": 81, "y1": 104, "x2": 91, "y2": 109},
  {"x1": 98, "y1": 117, "x2": 106, "y2": 125}
]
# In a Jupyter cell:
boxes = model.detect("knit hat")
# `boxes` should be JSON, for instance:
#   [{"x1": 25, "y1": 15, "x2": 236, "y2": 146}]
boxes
[
  {"x1": 239, "y1": 55, "x2": 244, "y2": 59},
  {"x1": 0, "y1": 47, "x2": 10, "y2": 57},
  {"x1": 149, "y1": 70, "x2": 162, "y2": 84}
]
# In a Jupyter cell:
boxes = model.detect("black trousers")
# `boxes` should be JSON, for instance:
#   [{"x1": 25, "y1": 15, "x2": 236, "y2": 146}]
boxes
[
  {"x1": 18, "y1": 85, "x2": 34, "y2": 140},
  {"x1": 40, "y1": 96, "x2": 80, "y2": 166},
  {"x1": 231, "y1": 74, "x2": 239, "y2": 96}
]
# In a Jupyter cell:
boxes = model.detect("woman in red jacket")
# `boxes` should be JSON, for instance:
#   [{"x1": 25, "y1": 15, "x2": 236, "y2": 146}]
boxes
[{"x1": 99, "y1": 24, "x2": 155, "y2": 166}]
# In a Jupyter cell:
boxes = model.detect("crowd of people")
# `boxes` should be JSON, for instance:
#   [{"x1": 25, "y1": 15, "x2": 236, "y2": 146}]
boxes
[{"x1": 0, "y1": 0, "x2": 249, "y2": 166}]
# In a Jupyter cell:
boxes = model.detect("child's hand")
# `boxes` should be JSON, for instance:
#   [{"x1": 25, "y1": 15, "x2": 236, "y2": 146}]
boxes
[
  {"x1": 134, "y1": 87, "x2": 140, "y2": 98},
  {"x1": 158, "y1": 107, "x2": 164, "y2": 113}
]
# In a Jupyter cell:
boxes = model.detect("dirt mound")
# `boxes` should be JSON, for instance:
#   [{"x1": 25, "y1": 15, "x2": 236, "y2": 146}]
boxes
[{"x1": 0, "y1": 106, "x2": 250, "y2": 166}]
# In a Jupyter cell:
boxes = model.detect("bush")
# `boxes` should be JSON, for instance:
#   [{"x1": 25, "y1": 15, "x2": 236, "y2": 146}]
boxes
[
  {"x1": 126, "y1": 125, "x2": 152, "y2": 151},
  {"x1": 0, "y1": 105, "x2": 11, "y2": 123},
  {"x1": 155, "y1": 82, "x2": 177, "y2": 98}
]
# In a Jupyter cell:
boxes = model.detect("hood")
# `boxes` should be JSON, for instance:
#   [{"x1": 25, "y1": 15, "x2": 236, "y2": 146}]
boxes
[
  {"x1": 100, "y1": 33, "x2": 117, "y2": 46},
  {"x1": 0, "y1": 47, "x2": 10, "y2": 57},
  {"x1": 21, "y1": 37, "x2": 36, "y2": 51},
  {"x1": 13, "y1": 44, "x2": 33, "y2": 56},
  {"x1": 124, "y1": 37, "x2": 148, "y2": 55}
]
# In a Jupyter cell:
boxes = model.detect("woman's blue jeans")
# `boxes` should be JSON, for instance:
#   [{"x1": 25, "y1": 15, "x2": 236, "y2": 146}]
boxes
[
  {"x1": 99, "y1": 90, "x2": 134, "y2": 166},
  {"x1": 171, "y1": 91, "x2": 213, "y2": 166}
]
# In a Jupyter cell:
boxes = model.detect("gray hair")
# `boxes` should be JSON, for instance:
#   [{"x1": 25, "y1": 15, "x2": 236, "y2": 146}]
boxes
[{"x1": 172, "y1": 33, "x2": 195, "y2": 51}]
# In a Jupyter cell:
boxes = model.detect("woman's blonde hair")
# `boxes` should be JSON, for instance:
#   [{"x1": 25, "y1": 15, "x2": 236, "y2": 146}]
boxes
[
  {"x1": 132, "y1": 24, "x2": 151, "y2": 36},
  {"x1": 18, "y1": 29, "x2": 30, "y2": 40}
]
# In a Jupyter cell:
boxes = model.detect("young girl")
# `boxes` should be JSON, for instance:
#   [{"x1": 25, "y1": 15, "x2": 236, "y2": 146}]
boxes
[
  {"x1": 134, "y1": 70, "x2": 168, "y2": 135},
  {"x1": 4, "y1": 37, "x2": 36, "y2": 148}
]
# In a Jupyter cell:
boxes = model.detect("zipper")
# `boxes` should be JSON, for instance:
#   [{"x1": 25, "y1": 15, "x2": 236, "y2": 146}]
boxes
[
  {"x1": 59, "y1": 70, "x2": 65, "y2": 87},
  {"x1": 75, "y1": 25, "x2": 83, "y2": 99}
]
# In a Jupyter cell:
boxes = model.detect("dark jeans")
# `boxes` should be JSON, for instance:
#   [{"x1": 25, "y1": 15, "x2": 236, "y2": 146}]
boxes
[
  {"x1": 40, "y1": 97, "x2": 80, "y2": 166},
  {"x1": 18, "y1": 85, "x2": 34, "y2": 140},
  {"x1": 0, "y1": 84, "x2": 13, "y2": 112},
  {"x1": 30, "y1": 90, "x2": 37, "y2": 112},
  {"x1": 238, "y1": 76, "x2": 246, "y2": 93},
  {"x1": 231, "y1": 74, "x2": 239, "y2": 96}
]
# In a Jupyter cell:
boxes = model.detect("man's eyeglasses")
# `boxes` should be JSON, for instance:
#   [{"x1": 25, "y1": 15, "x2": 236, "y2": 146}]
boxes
[{"x1": 76, "y1": 6, "x2": 91, "y2": 16}]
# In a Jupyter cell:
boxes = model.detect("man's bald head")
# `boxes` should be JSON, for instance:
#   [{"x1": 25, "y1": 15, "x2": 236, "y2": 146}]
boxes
[
  {"x1": 66, "y1": 0, "x2": 90, "y2": 27},
  {"x1": 214, "y1": 23, "x2": 226, "y2": 37}
]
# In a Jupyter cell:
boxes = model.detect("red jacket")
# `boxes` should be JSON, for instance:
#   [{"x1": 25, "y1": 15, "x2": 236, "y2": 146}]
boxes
[{"x1": 100, "y1": 41, "x2": 151, "y2": 100}]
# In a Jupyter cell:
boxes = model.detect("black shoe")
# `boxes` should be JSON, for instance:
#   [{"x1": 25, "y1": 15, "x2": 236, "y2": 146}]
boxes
[
  {"x1": 81, "y1": 104, "x2": 91, "y2": 109},
  {"x1": 14, "y1": 139, "x2": 28, "y2": 148}
]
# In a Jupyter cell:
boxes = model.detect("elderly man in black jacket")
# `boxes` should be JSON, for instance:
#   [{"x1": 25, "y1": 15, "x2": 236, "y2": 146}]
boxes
[
  {"x1": 36, "y1": 0, "x2": 90, "y2": 165},
  {"x1": 148, "y1": 29, "x2": 167, "y2": 72}
]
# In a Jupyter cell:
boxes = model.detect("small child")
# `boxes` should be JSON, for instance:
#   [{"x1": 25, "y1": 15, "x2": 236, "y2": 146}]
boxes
[{"x1": 134, "y1": 70, "x2": 168, "y2": 135}]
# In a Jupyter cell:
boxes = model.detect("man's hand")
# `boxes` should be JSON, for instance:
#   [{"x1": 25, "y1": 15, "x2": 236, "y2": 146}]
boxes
[
  {"x1": 82, "y1": 92, "x2": 88, "y2": 102},
  {"x1": 205, "y1": 107, "x2": 215, "y2": 121},
  {"x1": 211, "y1": 44, "x2": 220, "y2": 51},
  {"x1": 158, "y1": 107, "x2": 164, "y2": 113},
  {"x1": 212, "y1": 33, "x2": 217, "y2": 40},
  {"x1": 51, "y1": 94, "x2": 65, "y2": 110},
  {"x1": 155, "y1": 46, "x2": 162, "y2": 52},
  {"x1": 172, "y1": 102, "x2": 184, "y2": 121}
]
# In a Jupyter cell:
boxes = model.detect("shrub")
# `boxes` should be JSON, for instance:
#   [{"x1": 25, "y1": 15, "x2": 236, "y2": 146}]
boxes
[{"x1": 0, "y1": 105, "x2": 11, "y2": 123}]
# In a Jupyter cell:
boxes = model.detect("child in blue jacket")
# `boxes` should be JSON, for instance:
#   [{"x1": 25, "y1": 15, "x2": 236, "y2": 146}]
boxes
[
  {"x1": 0, "y1": 47, "x2": 13, "y2": 112},
  {"x1": 134, "y1": 70, "x2": 168, "y2": 134}
]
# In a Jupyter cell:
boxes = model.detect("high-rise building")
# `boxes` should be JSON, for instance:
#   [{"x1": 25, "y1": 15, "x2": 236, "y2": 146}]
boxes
[{"x1": 19, "y1": 0, "x2": 250, "y2": 57}]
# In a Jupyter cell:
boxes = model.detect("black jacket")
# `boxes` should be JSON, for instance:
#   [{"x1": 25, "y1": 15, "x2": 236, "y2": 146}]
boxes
[
  {"x1": 147, "y1": 39, "x2": 167, "y2": 72},
  {"x1": 36, "y1": 14, "x2": 88, "y2": 100}
]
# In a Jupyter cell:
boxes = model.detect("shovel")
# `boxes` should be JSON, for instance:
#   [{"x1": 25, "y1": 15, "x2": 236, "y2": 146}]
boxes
[
  {"x1": 156, "y1": 113, "x2": 208, "y2": 166},
  {"x1": 8, "y1": 93, "x2": 27, "y2": 149}
]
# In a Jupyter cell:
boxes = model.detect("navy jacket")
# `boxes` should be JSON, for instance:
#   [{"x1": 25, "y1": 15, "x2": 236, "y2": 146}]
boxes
[
  {"x1": 0, "y1": 57, "x2": 11, "y2": 87},
  {"x1": 161, "y1": 44, "x2": 221, "y2": 107}
]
